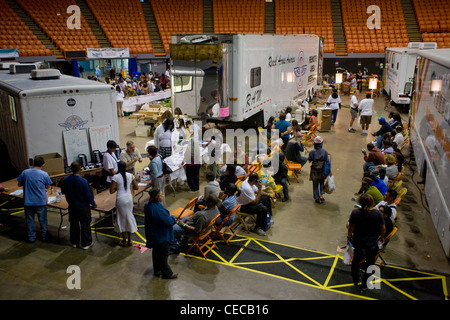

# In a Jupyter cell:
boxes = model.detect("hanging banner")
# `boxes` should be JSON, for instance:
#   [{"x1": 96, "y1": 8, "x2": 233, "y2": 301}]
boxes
[
  {"x1": 86, "y1": 48, "x2": 130, "y2": 59},
  {"x1": 0, "y1": 49, "x2": 19, "y2": 58}
]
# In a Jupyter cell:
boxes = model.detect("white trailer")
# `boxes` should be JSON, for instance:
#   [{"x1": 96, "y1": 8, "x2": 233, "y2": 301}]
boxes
[
  {"x1": 410, "y1": 48, "x2": 450, "y2": 257},
  {"x1": 384, "y1": 42, "x2": 437, "y2": 105},
  {"x1": 170, "y1": 33, "x2": 323, "y2": 127},
  {"x1": 0, "y1": 68, "x2": 119, "y2": 174}
]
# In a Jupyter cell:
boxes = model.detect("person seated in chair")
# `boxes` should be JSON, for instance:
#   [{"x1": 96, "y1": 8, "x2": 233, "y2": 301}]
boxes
[
  {"x1": 375, "y1": 189, "x2": 398, "y2": 222},
  {"x1": 237, "y1": 172, "x2": 273, "y2": 236},
  {"x1": 216, "y1": 183, "x2": 238, "y2": 227},
  {"x1": 171, "y1": 195, "x2": 219, "y2": 253},
  {"x1": 284, "y1": 131, "x2": 307, "y2": 167}
]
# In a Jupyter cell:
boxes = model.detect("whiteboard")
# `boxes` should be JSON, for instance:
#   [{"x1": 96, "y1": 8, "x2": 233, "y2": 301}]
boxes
[
  {"x1": 89, "y1": 125, "x2": 113, "y2": 152},
  {"x1": 63, "y1": 129, "x2": 91, "y2": 164}
]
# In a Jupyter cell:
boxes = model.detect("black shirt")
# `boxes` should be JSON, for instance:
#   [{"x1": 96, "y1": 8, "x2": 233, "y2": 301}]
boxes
[{"x1": 349, "y1": 208, "x2": 384, "y2": 246}]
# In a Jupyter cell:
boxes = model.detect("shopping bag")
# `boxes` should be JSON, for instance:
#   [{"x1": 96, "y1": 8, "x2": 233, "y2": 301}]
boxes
[
  {"x1": 357, "y1": 116, "x2": 361, "y2": 127},
  {"x1": 343, "y1": 243, "x2": 354, "y2": 265},
  {"x1": 324, "y1": 175, "x2": 335, "y2": 194}
]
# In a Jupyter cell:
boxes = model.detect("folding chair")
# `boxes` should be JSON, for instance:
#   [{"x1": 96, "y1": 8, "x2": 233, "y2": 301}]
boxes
[
  {"x1": 232, "y1": 209, "x2": 256, "y2": 233},
  {"x1": 186, "y1": 213, "x2": 221, "y2": 258},
  {"x1": 388, "y1": 172, "x2": 402, "y2": 189},
  {"x1": 171, "y1": 197, "x2": 198, "y2": 220},
  {"x1": 284, "y1": 156, "x2": 302, "y2": 183},
  {"x1": 375, "y1": 227, "x2": 398, "y2": 267},
  {"x1": 394, "y1": 187, "x2": 407, "y2": 205},
  {"x1": 399, "y1": 138, "x2": 409, "y2": 151},
  {"x1": 211, "y1": 204, "x2": 240, "y2": 245},
  {"x1": 391, "y1": 180, "x2": 403, "y2": 191}
]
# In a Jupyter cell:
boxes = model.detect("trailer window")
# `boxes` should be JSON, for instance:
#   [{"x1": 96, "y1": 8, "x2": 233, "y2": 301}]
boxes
[
  {"x1": 8, "y1": 95, "x2": 17, "y2": 123},
  {"x1": 250, "y1": 67, "x2": 261, "y2": 88},
  {"x1": 173, "y1": 75, "x2": 193, "y2": 93}
]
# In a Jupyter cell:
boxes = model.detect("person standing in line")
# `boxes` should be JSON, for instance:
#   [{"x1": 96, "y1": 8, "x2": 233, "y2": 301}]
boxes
[
  {"x1": 358, "y1": 93, "x2": 374, "y2": 136},
  {"x1": 356, "y1": 70, "x2": 363, "y2": 92},
  {"x1": 146, "y1": 146, "x2": 166, "y2": 206},
  {"x1": 115, "y1": 85, "x2": 125, "y2": 117},
  {"x1": 348, "y1": 90, "x2": 359, "y2": 133},
  {"x1": 308, "y1": 136, "x2": 329, "y2": 204},
  {"x1": 110, "y1": 161, "x2": 139, "y2": 247},
  {"x1": 347, "y1": 193, "x2": 385, "y2": 289},
  {"x1": 95, "y1": 65, "x2": 101, "y2": 78},
  {"x1": 327, "y1": 91, "x2": 341, "y2": 126},
  {"x1": 102, "y1": 140, "x2": 119, "y2": 187},
  {"x1": 181, "y1": 136, "x2": 202, "y2": 193},
  {"x1": 274, "y1": 113, "x2": 292, "y2": 152},
  {"x1": 153, "y1": 118, "x2": 175, "y2": 159},
  {"x1": 61, "y1": 161, "x2": 97, "y2": 249},
  {"x1": 119, "y1": 140, "x2": 143, "y2": 174},
  {"x1": 144, "y1": 188, "x2": 178, "y2": 279},
  {"x1": 17, "y1": 156, "x2": 53, "y2": 243}
]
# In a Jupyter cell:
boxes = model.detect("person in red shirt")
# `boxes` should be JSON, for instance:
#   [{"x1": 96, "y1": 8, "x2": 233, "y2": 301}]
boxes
[{"x1": 362, "y1": 142, "x2": 385, "y2": 173}]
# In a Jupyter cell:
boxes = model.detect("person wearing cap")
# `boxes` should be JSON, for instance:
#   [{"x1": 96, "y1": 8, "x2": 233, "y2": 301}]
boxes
[
  {"x1": 308, "y1": 136, "x2": 329, "y2": 204},
  {"x1": 372, "y1": 118, "x2": 393, "y2": 149},
  {"x1": 358, "y1": 93, "x2": 374, "y2": 136}
]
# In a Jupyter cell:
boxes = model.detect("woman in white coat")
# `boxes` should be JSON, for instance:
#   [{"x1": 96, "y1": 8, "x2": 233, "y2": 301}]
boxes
[{"x1": 110, "y1": 161, "x2": 139, "y2": 246}]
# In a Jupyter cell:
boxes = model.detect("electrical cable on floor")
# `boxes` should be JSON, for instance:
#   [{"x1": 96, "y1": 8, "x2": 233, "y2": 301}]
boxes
[{"x1": 405, "y1": 144, "x2": 430, "y2": 214}]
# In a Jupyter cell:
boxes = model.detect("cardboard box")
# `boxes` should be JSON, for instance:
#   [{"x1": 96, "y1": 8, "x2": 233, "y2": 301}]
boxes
[
  {"x1": 135, "y1": 125, "x2": 150, "y2": 137},
  {"x1": 36, "y1": 153, "x2": 64, "y2": 176}
]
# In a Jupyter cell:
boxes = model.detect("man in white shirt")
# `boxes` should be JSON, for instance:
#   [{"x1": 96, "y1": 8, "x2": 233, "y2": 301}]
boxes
[
  {"x1": 237, "y1": 173, "x2": 271, "y2": 236},
  {"x1": 375, "y1": 189, "x2": 398, "y2": 221},
  {"x1": 358, "y1": 93, "x2": 374, "y2": 136},
  {"x1": 393, "y1": 126, "x2": 405, "y2": 149},
  {"x1": 349, "y1": 90, "x2": 359, "y2": 133}
]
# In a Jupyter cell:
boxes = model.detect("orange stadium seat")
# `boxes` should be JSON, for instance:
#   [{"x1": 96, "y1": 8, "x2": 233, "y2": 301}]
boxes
[
  {"x1": 274, "y1": 0, "x2": 334, "y2": 53},
  {"x1": 0, "y1": 0, "x2": 50, "y2": 56},
  {"x1": 86, "y1": 0, "x2": 153, "y2": 54},
  {"x1": 341, "y1": 0, "x2": 409, "y2": 53},
  {"x1": 150, "y1": 0, "x2": 203, "y2": 54},
  {"x1": 16, "y1": 0, "x2": 100, "y2": 54}
]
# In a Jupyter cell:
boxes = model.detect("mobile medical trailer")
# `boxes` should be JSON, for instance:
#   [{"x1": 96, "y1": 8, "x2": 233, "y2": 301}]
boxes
[
  {"x1": 0, "y1": 67, "x2": 119, "y2": 174},
  {"x1": 410, "y1": 48, "x2": 450, "y2": 257},
  {"x1": 170, "y1": 33, "x2": 323, "y2": 127},
  {"x1": 384, "y1": 42, "x2": 437, "y2": 105}
]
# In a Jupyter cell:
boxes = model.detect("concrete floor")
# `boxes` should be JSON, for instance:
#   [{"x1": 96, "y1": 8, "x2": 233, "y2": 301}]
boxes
[{"x1": 1, "y1": 91, "x2": 449, "y2": 301}]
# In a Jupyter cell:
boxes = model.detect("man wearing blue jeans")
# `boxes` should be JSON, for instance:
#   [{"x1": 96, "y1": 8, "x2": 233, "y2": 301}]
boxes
[{"x1": 17, "y1": 156, "x2": 53, "y2": 243}]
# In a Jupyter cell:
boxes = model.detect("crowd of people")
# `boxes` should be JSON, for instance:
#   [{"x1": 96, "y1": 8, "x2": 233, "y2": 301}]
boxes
[{"x1": 10, "y1": 85, "x2": 409, "y2": 285}]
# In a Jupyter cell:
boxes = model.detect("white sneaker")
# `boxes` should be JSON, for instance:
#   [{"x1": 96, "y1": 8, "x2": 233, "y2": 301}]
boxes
[
  {"x1": 81, "y1": 243, "x2": 93, "y2": 250},
  {"x1": 255, "y1": 228, "x2": 266, "y2": 236}
]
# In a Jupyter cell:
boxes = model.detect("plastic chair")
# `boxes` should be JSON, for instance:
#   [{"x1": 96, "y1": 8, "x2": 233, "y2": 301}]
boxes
[
  {"x1": 394, "y1": 187, "x2": 407, "y2": 206},
  {"x1": 376, "y1": 227, "x2": 399, "y2": 267},
  {"x1": 211, "y1": 204, "x2": 241, "y2": 245},
  {"x1": 388, "y1": 172, "x2": 402, "y2": 189},
  {"x1": 171, "y1": 197, "x2": 198, "y2": 220},
  {"x1": 186, "y1": 213, "x2": 221, "y2": 258}
]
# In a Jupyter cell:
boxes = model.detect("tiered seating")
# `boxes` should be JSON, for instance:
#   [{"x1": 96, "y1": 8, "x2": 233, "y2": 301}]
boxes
[
  {"x1": 86, "y1": 0, "x2": 152, "y2": 54},
  {"x1": 151, "y1": 0, "x2": 203, "y2": 53},
  {"x1": 17, "y1": 0, "x2": 100, "y2": 54},
  {"x1": 342, "y1": 0, "x2": 409, "y2": 53},
  {"x1": 275, "y1": 0, "x2": 335, "y2": 53},
  {"x1": 413, "y1": 0, "x2": 450, "y2": 48},
  {"x1": 213, "y1": 0, "x2": 265, "y2": 34},
  {"x1": 0, "y1": 0, "x2": 52, "y2": 56}
]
